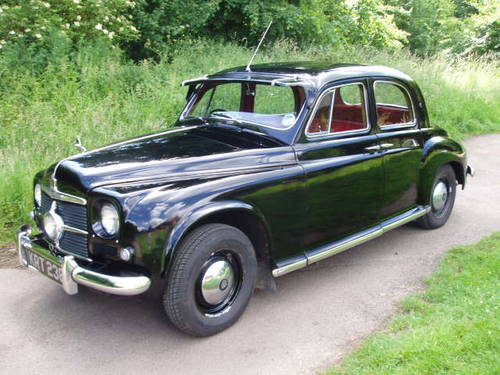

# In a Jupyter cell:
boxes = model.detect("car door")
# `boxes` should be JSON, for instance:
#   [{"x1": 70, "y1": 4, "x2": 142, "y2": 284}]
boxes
[
  {"x1": 293, "y1": 80, "x2": 384, "y2": 251},
  {"x1": 371, "y1": 79, "x2": 423, "y2": 218}
]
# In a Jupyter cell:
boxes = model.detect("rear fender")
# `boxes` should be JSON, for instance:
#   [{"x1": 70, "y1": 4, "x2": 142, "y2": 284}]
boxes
[{"x1": 419, "y1": 136, "x2": 467, "y2": 204}]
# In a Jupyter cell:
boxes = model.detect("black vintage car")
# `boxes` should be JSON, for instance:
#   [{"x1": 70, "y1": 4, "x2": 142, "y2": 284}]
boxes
[{"x1": 18, "y1": 62, "x2": 473, "y2": 336}]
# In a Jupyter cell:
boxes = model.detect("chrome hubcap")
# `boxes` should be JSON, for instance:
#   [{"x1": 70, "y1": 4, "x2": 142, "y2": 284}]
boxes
[
  {"x1": 432, "y1": 181, "x2": 448, "y2": 211},
  {"x1": 200, "y1": 258, "x2": 235, "y2": 306}
]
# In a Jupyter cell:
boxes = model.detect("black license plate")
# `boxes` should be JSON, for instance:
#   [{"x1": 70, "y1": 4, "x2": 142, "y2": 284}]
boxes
[{"x1": 25, "y1": 248, "x2": 62, "y2": 284}]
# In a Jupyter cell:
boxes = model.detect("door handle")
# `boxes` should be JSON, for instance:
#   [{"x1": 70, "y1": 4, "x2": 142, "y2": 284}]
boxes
[
  {"x1": 380, "y1": 143, "x2": 394, "y2": 148},
  {"x1": 364, "y1": 145, "x2": 381, "y2": 152}
]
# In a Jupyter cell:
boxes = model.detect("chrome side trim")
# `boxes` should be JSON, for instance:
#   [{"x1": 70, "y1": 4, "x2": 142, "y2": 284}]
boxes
[
  {"x1": 41, "y1": 184, "x2": 87, "y2": 206},
  {"x1": 306, "y1": 226, "x2": 383, "y2": 265},
  {"x1": 380, "y1": 206, "x2": 430, "y2": 232},
  {"x1": 272, "y1": 205, "x2": 430, "y2": 277},
  {"x1": 272, "y1": 257, "x2": 307, "y2": 278},
  {"x1": 17, "y1": 227, "x2": 151, "y2": 296}
]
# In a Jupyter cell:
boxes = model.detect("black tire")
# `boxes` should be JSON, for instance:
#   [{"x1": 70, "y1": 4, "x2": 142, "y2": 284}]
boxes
[
  {"x1": 163, "y1": 223, "x2": 257, "y2": 336},
  {"x1": 417, "y1": 164, "x2": 457, "y2": 229}
]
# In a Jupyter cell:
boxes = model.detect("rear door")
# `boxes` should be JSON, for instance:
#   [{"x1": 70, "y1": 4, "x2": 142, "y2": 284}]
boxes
[
  {"x1": 294, "y1": 80, "x2": 384, "y2": 250},
  {"x1": 371, "y1": 79, "x2": 424, "y2": 217}
]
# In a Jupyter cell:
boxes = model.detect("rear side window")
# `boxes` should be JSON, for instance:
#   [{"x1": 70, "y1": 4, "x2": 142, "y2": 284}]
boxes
[
  {"x1": 374, "y1": 81, "x2": 414, "y2": 127},
  {"x1": 306, "y1": 83, "x2": 368, "y2": 136}
]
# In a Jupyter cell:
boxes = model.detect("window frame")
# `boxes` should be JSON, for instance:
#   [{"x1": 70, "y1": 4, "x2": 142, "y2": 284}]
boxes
[
  {"x1": 373, "y1": 80, "x2": 417, "y2": 130},
  {"x1": 305, "y1": 82, "x2": 371, "y2": 139}
]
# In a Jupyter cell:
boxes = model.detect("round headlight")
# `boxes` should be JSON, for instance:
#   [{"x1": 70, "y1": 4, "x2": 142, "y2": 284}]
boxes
[
  {"x1": 43, "y1": 211, "x2": 63, "y2": 241},
  {"x1": 100, "y1": 203, "x2": 120, "y2": 236},
  {"x1": 34, "y1": 184, "x2": 42, "y2": 206}
]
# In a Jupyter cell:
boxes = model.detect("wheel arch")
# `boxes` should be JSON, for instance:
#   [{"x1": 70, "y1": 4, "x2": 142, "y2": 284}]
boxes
[
  {"x1": 419, "y1": 136, "x2": 467, "y2": 205},
  {"x1": 162, "y1": 201, "x2": 276, "y2": 290}
]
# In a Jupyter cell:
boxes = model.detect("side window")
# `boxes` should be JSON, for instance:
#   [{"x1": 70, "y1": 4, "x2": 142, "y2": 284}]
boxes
[
  {"x1": 331, "y1": 84, "x2": 367, "y2": 133},
  {"x1": 374, "y1": 82, "x2": 414, "y2": 127},
  {"x1": 306, "y1": 83, "x2": 368, "y2": 136}
]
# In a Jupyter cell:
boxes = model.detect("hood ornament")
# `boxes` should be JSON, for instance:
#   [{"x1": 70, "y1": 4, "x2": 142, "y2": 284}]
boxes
[{"x1": 74, "y1": 137, "x2": 87, "y2": 153}]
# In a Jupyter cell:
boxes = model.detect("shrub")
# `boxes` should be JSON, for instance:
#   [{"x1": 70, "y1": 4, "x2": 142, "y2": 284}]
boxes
[{"x1": 0, "y1": 0, "x2": 137, "y2": 51}]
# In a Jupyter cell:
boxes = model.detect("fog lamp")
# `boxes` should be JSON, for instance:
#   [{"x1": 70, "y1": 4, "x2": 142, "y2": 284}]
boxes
[
  {"x1": 120, "y1": 247, "x2": 134, "y2": 262},
  {"x1": 43, "y1": 211, "x2": 64, "y2": 241}
]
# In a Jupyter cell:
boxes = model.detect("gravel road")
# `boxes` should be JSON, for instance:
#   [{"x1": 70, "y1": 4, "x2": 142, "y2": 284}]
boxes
[{"x1": 1, "y1": 134, "x2": 499, "y2": 375}]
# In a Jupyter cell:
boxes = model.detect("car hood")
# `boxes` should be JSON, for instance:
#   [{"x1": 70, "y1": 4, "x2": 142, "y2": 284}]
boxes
[{"x1": 50, "y1": 125, "x2": 294, "y2": 195}]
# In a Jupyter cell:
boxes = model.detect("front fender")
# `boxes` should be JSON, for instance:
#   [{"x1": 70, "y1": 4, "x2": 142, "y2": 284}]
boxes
[{"x1": 161, "y1": 200, "x2": 269, "y2": 274}]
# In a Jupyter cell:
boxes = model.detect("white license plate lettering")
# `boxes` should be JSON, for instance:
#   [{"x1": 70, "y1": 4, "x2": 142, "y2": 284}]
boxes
[{"x1": 26, "y1": 250, "x2": 62, "y2": 284}]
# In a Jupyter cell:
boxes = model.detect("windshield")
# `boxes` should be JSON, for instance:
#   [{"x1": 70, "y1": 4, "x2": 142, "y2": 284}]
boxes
[{"x1": 183, "y1": 82, "x2": 306, "y2": 130}]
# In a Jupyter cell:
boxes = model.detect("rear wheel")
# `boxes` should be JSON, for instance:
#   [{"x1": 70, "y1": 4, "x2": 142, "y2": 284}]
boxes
[
  {"x1": 163, "y1": 224, "x2": 257, "y2": 336},
  {"x1": 417, "y1": 164, "x2": 457, "y2": 229}
]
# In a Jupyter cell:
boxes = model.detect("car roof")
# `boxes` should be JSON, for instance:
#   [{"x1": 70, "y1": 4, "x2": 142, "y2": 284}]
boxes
[{"x1": 182, "y1": 61, "x2": 414, "y2": 88}]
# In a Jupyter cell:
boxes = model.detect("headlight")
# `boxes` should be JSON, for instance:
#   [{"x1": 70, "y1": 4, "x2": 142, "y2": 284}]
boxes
[
  {"x1": 34, "y1": 184, "x2": 42, "y2": 206},
  {"x1": 100, "y1": 203, "x2": 120, "y2": 236}
]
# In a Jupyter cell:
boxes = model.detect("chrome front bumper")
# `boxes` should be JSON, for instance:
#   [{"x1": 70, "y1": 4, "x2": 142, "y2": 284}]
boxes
[{"x1": 17, "y1": 225, "x2": 151, "y2": 296}]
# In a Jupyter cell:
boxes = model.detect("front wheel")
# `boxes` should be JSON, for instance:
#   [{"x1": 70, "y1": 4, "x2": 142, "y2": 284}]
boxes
[
  {"x1": 163, "y1": 224, "x2": 257, "y2": 336},
  {"x1": 417, "y1": 164, "x2": 457, "y2": 229}
]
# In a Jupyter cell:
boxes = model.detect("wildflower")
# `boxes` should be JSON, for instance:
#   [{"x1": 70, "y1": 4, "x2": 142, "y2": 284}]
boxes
[
  {"x1": 35, "y1": 33, "x2": 42, "y2": 38},
  {"x1": 42, "y1": 2, "x2": 50, "y2": 8},
  {"x1": 95, "y1": 24, "x2": 103, "y2": 30},
  {"x1": 25, "y1": 28, "x2": 31, "y2": 32},
  {"x1": 41, "y1": 26, "x2": 46, "y2": 30},
  {"x1": 9, "y1": 30, "x2": 15, "y2": 35},
  {"x1": 65, "y1": 23, "x2": 70, "y2": 29},
  {"x1": 102, "y1": 29, "x2": 109, "y2": 35},
  {"x1": 73, "y1": 0, "x2": 80, "y2": 3},
  {"x1": 0, "y1": 44, "x2": 3, "y2": 49},
  {"x1": 0, "y1": 8, "x2": 3, "y2": 12},
  {"x1": 76, "y1": 15, "x2": 81, "y2": 21},
  {"x1": 74, "y1": 21, "x2": 80, "y2": 27}
]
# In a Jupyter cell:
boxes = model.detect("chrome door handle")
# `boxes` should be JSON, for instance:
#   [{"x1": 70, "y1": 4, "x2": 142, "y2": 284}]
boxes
[
  {"x1": 364, "y1": 145, "x2": 381, "y2": 152},
  {"x1": 381, "y1": 143, "x2": 394, "y2": 148}
]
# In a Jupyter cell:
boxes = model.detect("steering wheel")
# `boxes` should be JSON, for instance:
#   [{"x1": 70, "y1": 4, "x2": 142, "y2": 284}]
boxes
[{"x1": 209, "y1": 108, "x2": 227, "y2": 115}]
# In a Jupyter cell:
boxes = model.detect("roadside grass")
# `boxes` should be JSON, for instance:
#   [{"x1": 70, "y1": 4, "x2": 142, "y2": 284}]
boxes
[
  {"x1": 327, "y1": 232, "x2": 500, "y2": 375},
  {"x1": 1, "y1": 39, "x2": 499, "y2": 243}
]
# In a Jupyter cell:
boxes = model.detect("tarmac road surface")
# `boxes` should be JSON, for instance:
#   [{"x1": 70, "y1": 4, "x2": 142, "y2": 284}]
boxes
[{"x1": 1, "y1": 134, "x2": 499, "y2": 375}]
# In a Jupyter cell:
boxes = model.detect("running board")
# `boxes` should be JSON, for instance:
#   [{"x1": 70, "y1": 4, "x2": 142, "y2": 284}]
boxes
[{"x1": 272, "y1": 205, "x2": 430, "y2": 278}]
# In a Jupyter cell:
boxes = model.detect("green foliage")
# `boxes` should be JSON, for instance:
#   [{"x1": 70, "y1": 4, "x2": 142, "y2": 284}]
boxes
[
  {"x1": 385, "y1": 0, "x2": 499, "y2": 56},
  {"x1": 127, "y1": 0, "x2": 221, "y2": 59},
  {"x1": 124, "y1": 0, "x2": 407, "y2": 59},
  {"x1": 328, "y1": 232, "x2": 500, "y2": 375},
  {"x1": 1, "y1": 1, "x2": 498, "y2": 58},
  {"x1": 0, "y1": 0, "x2": 137, "y2": 51},
  {"x1": 0, "y1": 40, "x2": 499, "y2": 243}
]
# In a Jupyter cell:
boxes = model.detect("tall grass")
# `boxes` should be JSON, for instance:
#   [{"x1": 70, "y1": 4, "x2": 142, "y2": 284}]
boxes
[{"x1": 1, "y1": 39, "x2": 499, "y2": 243}]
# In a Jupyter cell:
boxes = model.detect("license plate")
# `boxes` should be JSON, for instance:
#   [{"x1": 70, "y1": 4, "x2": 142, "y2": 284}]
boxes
[{"x1": 25, "y1": 248, "x2": 62, "y2": 284}]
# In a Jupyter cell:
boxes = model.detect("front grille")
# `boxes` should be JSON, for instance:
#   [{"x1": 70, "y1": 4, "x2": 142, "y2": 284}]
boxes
[
  {"x1": 41, "y1": 192, "x2": 87, "y2": 231},
  {"x1": 40, "y1": 191, "x2": 89, "y2": 258},
  {"x1": 59, "y1": 231, "x2": 88, "y2": 259}
]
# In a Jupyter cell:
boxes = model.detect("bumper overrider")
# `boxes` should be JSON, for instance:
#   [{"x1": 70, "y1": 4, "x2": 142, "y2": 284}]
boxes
[{"x1": 17, "y1": 225, "x2": 151, "y2": 296}]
